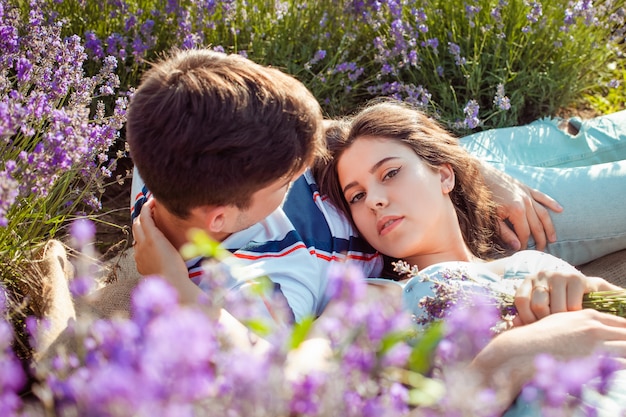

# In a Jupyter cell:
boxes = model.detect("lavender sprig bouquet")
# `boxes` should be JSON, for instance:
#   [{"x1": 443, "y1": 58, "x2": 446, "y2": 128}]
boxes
[
  {"x1": 393, "y1": 260, "x2": 626, "y2": 332},
  {"x1": 582, "y1": 291, "x2": 626, "y2": 317}
]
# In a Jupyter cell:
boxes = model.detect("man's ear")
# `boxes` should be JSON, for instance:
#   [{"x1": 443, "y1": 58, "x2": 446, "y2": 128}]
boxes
[
  {"x1": 439, "y1": 163, "x2": 455, "y2": 193},
  {"x1": 201, "y1": 206, "x2": 228, "y2": 233}
]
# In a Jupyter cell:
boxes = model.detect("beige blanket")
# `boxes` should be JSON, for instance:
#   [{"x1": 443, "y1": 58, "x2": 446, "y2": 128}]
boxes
[{"x1": 32, "y1": 240, "x2": 626, "y2": 360}]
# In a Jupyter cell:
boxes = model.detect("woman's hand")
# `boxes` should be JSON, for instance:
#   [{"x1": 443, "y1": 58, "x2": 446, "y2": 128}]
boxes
[
  {"x1": 479, "y1": 162, "x2": 563, "y2": 251},
  {"x1": 514, "y1": 270, "x2": 623, "y2": 325},
  {"x1": 132, "y1": 199, "x2": 203, "y2": 303}
]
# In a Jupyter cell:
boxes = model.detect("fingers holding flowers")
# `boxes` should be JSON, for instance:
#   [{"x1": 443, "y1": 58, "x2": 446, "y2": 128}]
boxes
[
  {"x1": 514, "y1": 270, "x2": 589, "y2": 325},
  {"x1": 530, "y1": 283, "x2": 551, "y2": 318}
]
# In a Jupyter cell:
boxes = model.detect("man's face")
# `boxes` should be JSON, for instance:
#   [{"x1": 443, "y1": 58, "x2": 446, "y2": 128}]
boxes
[{"x1": 226, "y1": 170, "x2": 304, "y2": 233}]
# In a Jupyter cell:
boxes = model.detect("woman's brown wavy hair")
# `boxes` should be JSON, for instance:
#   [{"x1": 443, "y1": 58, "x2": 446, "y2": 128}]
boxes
[{"x1": 315, "y1": 100, "x2": 505, "y2": 260}]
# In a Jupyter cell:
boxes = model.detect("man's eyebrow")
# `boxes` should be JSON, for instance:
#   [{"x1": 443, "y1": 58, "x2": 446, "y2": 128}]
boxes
[{"x1": 342, "y1": 156, "x2": 399, "y2": 195}]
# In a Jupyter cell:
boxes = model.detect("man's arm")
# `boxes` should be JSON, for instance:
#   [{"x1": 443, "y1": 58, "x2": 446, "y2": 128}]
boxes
[
  {"x1": 479, "y1": 161, "x2": 563, "y2": 251},
  {"x1": 469, "y1": 309, "x2": 626, "y2": 413}
]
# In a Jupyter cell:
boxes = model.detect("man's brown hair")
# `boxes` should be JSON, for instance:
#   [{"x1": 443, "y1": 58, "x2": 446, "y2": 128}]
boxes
[
  {"x1": 127, "y1": 49, "x2": 325, "y2": 218},
  {"x1": 317, "y1": 100, "x2": 505, "y2": 260}
]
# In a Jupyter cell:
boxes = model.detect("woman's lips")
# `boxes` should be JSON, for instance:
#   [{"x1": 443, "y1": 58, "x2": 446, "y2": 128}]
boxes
[{"x1": 377, "y1": 216, "x2": 403, "y2": 236}]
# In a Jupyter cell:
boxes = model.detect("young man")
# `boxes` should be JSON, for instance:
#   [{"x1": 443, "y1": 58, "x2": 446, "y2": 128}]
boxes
[{"x1": 128, "y1": 49, "x2": 328, "y2": 323}]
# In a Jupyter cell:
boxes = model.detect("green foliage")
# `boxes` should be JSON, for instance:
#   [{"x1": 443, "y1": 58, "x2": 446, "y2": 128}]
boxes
[
  {"x1": 39, "y1": 0, "x2": 625, "y2": 133},
  {"x1": 181, "y1": 227, "x2": 232, "y2": 261},
  {"x1": 289, "y1": 315, "x2": 315, "y2": 349},
  {"x1": 407, "y1": 321, "x2": 444, "y2": 375},
  {"x1": 583, "y1": 60, "x2": 626, "y2": 114}
]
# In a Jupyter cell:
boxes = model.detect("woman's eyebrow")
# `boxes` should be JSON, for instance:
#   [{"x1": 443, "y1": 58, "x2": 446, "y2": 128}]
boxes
[{"x1": 342, "y1": 156, "x2": 400, "y2": 195}]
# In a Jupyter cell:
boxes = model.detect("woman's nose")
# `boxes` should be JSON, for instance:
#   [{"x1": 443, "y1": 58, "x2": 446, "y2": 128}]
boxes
[{"x1": 365, "y1": 190, "x2": 388, "y2": 210}]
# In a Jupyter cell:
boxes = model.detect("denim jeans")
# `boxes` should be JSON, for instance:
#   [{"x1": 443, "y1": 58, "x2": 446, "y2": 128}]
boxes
[{"x1": 460, "y1": 110, "x2": 626, "y2": 265}]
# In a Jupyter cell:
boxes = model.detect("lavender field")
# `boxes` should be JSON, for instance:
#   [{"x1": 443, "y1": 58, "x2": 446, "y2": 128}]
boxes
[{"x1": 1, "y1": 0, "x2": 625, "y2": 415}]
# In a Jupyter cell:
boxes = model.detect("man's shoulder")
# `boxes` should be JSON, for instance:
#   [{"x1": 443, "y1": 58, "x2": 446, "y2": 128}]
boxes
[{"x1": 283, "y1": 170, "x2": 381, "y2": 267}]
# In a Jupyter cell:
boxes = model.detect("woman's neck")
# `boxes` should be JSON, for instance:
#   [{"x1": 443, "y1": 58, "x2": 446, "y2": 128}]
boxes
[{"x1": 402, "y1": 231, "x2": 482, "y2": 271}]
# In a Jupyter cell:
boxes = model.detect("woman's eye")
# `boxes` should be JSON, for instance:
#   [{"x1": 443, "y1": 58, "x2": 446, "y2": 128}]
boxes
[
  {"x1": 348, "y1": 192, "x2": 365, "y2": 204},
  {"x1": 383, "y1": 168, "x2": 400, "y2": 181}
]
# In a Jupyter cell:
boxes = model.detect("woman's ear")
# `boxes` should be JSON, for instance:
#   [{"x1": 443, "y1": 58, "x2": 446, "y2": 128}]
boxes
[{"x1": 439, "y1": 163, "x2": 455, "y2": 194}]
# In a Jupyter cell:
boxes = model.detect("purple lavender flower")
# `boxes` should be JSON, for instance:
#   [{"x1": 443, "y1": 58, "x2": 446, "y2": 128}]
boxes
[
  {"x1": 15, "y1": 57, "x2": 33, "y2": 82},
  {"x1": 522, "y1": 1, "x2": 543, "y2": 33},
  {"x1": 106, "y1": 32, "x2": 127, "y2": 58},
  {"x1": 572, "y1": 0, "x2": 596, "y2": 26},
  {"x1": 465, "y1": 3, "x2": 482, "y2": 28},
  {"x1": 69, "y1": 276, "x2": 96, "y2": 298},
  {"x1": 325, "y1": 263, "x2": 367, "y2": 306},
  {"x1": 407, "y1": 49, "x2": 419, "y2": 66},
  {"x1": 131, "y1": 277, "x2": 180, "y2": 327},
  {"x1": 131, "y1": 35, "x2": 149, "y2": 60},
  {"x1": 305, "y1": 49, "x2": 327, "y2": 69},
  {"x1": 70, "y1": 218, "x2": 95, "y2": 247},
  {"x1": 381, "y1": 62, "x2": 395, "y2": 75},
  {"x1": 526, "y1": 1, "x2": 542, "y2": 24},
  {"x1": 0, "y1": 24, "x2": 19, "y2": 58},
  {"x1": 140, "y1": 19, "x2": 155, "y2": 36},
  {"x1": 0, "y1": 319, "x2": 25, "y2": 416},
  {"x1": 463, "y1": 99, "x2": 481, "y2": 129},
  {"x1": 314, "y1": 49, "x2": 327, "y2": 62},
  {"x1": 448, "y1": 42, "x2": 466, "y2": 66},
  {"x1": 0, "y1": 170, "x2": 18, "y2": 226},
  {"x1": 564, "y1": 8, "x2": 576, "y2": 26},
  {"x1": 521, "y1": 351, "x2": 620, "y2": 414},
  {"x1": 493, "y1": 83, "x2": 511, "y2": 110},
  {"x1": 422, "y1": 37, "x2": 439, "y2": 51},
  {"x1": 438, "y1": 293, "x2": 499, "y2": 363},
  {"x1": 412, "y1": 7, "x2": 428, "y2": 33},
  {"x1": 319, "y1": 11, "x2": 328, "y2": 28},
  {"x1": 0, "y1": 0, "x2": 128, "y2": 231},
  {"x1": 124, "y1": 14, "x2": 137, "y2": 32},
  {"x1": 289, "y1": 372, "x2": 325, "y2": 415},
  {"x1": 84, "y1": 31, "x2": 104, "y2": 60},
  {"x1": 608, "y1": 79, "x2": 621, "y2": 89}
]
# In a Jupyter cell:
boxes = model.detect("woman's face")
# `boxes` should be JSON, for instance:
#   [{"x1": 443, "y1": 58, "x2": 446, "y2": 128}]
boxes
[{"x1": 337, "y1": 136, "x2": 456, "y2": 260}]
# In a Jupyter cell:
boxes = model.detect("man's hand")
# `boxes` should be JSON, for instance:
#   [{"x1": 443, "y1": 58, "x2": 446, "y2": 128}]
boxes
[
  {"x1": 480, "y1": 162, "x2": 563, "y2": 251},
  {"x1": 470, "y1": 309, "x2": 626, "y2": 413}
]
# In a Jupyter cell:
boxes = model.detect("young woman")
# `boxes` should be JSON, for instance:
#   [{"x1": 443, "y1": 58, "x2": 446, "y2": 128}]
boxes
[
  {"x1": 316, "y1": 101, "x2": 622, "y2": 325},
  {"x1": 316, "y1": 101, "x2": 626, "y2": 415}
]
